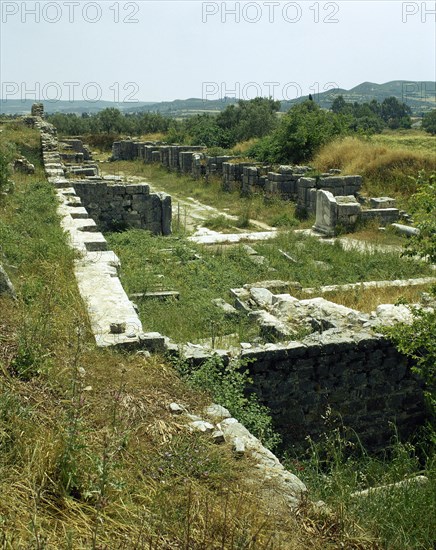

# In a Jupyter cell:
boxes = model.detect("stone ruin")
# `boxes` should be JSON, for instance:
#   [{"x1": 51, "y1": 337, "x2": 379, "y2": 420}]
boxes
[
  {"x1": 31, "y1": 102, "x2": 44, "y2": 117},
  {"x1": 22, "y1": 116, "x2": 172, "y2": 236},
  {"x1": 23, "y1": 106, "x2": 169, "y2": 352},
  {"x1": 9, "y1": 105, "x2": 431, "y2": 502},
  {"x1": 170, "y1": 279, "x2": 431, "y2": 451},
  {"x1": 312, "y1": 188, "x2": 400, "y2": 236},
  {"x1": 111, "y1": 139, "x2": 411, "y2": 236},
  {"x1": 13, "y1": 157, "x2": 35, "y2": 175},
  {"x1": 73, "y1": 180, "x2": 171, "y2": 235}
]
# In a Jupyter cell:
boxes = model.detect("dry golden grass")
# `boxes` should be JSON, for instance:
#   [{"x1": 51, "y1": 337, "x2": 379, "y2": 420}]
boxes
[
  {"x1": 0, "y1": 120, "x2": 384, "y2": 549},
  {"x1": 313, "y1": 136, "x2": 435, "y2": 197},
  {"x1": 231, "y1": 138, "x2": 259, "y2": 155},
  {"x1": 302, "y1": 284, "x2": 433, "y2": 313},
  {"x1": 139, "y1": 132, "x2": 167, "y2": 142}
]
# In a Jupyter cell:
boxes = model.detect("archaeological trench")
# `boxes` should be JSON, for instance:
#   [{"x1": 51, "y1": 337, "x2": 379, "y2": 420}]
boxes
[{"x1": 6, "y1": 103, "x2": 434, "y2": 506}]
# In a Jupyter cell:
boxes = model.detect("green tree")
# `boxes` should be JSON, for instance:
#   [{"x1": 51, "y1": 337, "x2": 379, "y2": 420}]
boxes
[
  {"x1": 96, "y1": 108, "x2": 124, "y2": 134},
  {"x1": 381, "y1": 96, "x2": 412, "y2": 129},
  {"x1": 422, "y1": 109, "x2": 436, "y2": 135},
  {"x1": 402, "y1": 171, "x2": 436, "y2": 263},
  {"x1": 217, "y1": 97, "x2": 280, "y2": 145},
  {"x1": 331, "y1": 95, "x2": 348, "y2": 114},
  {"x1": 253, "y1": 100, "x2": 348, "y2": 163}
]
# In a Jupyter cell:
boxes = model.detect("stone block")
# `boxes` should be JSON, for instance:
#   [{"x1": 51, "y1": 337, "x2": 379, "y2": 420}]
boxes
[
  {"x1": 336, "y1": 195, "x2": 361, "y2": 229},
  {"x1": 313, "y1": 189, "x2": 337, "y2": 236}
]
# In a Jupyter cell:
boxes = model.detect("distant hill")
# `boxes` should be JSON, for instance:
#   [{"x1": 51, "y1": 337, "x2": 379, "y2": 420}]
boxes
[
  {"x1": 280, "y1": 81, "x2": 436, "y2": 114},
  {"x1": 123, "y1": 97, "x2": 239, "y2": 116},
  {"x1": 1, "y1": 81, "x2": 434, "y2": 116}
]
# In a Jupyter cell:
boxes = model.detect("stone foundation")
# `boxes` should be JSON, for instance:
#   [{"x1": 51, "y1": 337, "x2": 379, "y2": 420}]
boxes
[
  {"x1": 172, "y1": 283, "x2": 429, "y2": 452},
  {"x1": 73, "y1": 180, "x2": 171, "y2": 235},
  {"x1": 242, "y1": 335, "x2": 425, "y2": 450},
  {"x1": 313, "y1": 189, "x2": 400, "y2": 236}
]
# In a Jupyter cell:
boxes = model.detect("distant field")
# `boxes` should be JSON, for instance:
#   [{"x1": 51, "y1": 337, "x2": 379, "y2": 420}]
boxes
[{"x1": 370, "y1": 130, "x2": 436, "y2": 153}]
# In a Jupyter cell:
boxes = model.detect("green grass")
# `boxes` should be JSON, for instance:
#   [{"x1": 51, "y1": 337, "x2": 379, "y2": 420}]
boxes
[
  {"x1": 286, "y1": 424, "x2": 436, "y2": 550},
  {"x1": 101, "y1": 160, "x2": 301, "y2": 228},
  {"x1": 1, "y1": 121, "x2": 329, "y2": 549},
  {"x1": 106, "y1": 229, "x2": 433, "y2": 344}
]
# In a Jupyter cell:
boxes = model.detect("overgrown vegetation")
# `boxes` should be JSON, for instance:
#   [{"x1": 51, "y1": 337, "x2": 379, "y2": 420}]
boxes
[
  {"x1": 106, "y1": 229, "x2": 433, "y2": 345},
  {"x1": 313, "y1": 135, "x2": 435, "y2": 197},
  {"x1": 287, "y1": 419, "x2": 436, "y2": 550},
  {"x1": 2, "y1": 104, "x2": 435, "y2": 548},
  {"x1": 1, "y1": 120, "x2": 331, "y2": 548},
  {"x1": 422, "y1": 109, "x2": 436, "y2": 135},
  {"x1": 402, "y1": 171, "x2": 436, "y2": 262},
  {"x1": 174, "y1": 355, "x2": 281, "y2": 450}
]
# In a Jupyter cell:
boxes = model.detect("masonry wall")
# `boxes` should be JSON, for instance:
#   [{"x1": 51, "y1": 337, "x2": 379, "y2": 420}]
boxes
[
  {"x1": 73, "y1": 181, "x2": 171, "y2": 235},
  {"x1": 241, "y1": 335, "x2": 426, "y2": 451}
]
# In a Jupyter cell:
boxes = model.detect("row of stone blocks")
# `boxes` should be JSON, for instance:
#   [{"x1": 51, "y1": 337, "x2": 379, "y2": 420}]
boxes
[
  {"x1": 30, "y1": 113, "x2": 167, "y2": 351},
  {"x1": 110, "y1": 140, "x2": 404, "y2": 234},
  {"x1": 111, "y1": 141, "x2": 363, "y2": 210}
]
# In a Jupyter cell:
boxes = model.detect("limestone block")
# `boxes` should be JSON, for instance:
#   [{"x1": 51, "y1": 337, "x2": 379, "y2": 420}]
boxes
[
  {"x1": 336, "y1": 195, "x2": 361, "y2": 229},
  {"x1": 369, "y1": 197, "x2": 396, "y2": 209},
  {"x1": 313, "y1": 189, "x2": 338, "y2": 236}
]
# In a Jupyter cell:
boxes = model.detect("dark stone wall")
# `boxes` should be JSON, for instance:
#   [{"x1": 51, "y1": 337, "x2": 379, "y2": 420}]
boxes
[{"x1": 241, "y1": 335, "x2": 426, "y2": 451}]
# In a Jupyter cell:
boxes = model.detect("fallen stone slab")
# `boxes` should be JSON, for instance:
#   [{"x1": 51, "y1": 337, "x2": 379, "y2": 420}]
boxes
[
  {"x1": 250, "y1": 287, "x2": 274, "y2": 307},
  {"x1": 211, "y1": 298, "x2": 238, "y2": 316},
  {"x1": 301, "y1": 277, "x2": 436, "y2": 295},
  {"x1": 189, "y1": 230, "x2": 278, "y2": 245},
  {"x1": 391, "y1": 223, "x2": 420, "y2": 237},
  {"x1": 350, "y1": 476, "x2": 428, "y2": 499}
]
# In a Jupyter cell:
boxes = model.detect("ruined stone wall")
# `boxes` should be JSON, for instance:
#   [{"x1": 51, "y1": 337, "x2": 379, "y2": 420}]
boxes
[
  {"x1": 110, "y1": 139, "x2": 408, "y2": 236},
  {"x1": 297, "y1": 176, "x2": 363, "y2": 216},
  {"x1": 73, "y1": 181, "x2": 171, "y2": 235},
  {"x1": 241, "y1": 336, "x2": 425, "y2": 450},
  {"x1": 313, "y1": 189, "x2": 400, "y2": 236},
  {"x1": 112, "y1": 141, "x2": 205, "y2": 169}
]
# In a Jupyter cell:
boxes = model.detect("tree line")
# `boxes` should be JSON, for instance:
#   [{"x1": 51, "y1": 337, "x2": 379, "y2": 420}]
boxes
[{"x1": 44, "y1": 96, "x2": 435, "y2": 163}]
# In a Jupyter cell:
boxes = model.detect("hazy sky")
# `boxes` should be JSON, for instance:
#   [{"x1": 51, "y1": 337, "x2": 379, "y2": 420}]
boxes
[{"x1": 1, "y1": 1, "x2": 435, "y2": 103}]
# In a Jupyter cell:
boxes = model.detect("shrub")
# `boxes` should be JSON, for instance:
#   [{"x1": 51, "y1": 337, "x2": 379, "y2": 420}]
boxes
[
  {"x1": 0, "y1": 140, "x2": 16, "y2": 194},
  {"x1": 175, "y1": 356, "x2": 281, "y2": 450},
  {"x1": 422, "y1": 109, "x2": 436, "y2": 135},
  {"x1": 249, "y1": 101, "x2": 348, "y2": 164}
]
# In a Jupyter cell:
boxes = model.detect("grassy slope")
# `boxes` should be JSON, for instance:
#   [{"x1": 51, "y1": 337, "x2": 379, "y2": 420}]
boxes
[
  {"x1": 0, "y1": 121, "x2": 331, "y2": 549},
  {"x1": 313, "y1": 132, "x2": 436, "y2": 199}
]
